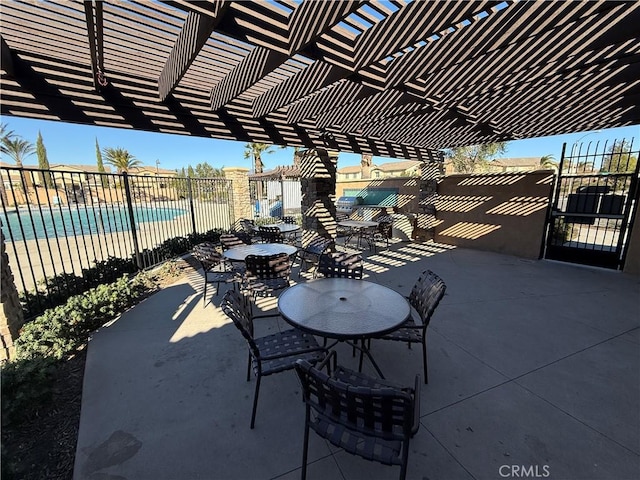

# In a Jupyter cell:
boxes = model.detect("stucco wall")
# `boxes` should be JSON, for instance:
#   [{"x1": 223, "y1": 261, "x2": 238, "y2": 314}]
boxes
[
  {"x1": 434, "y1": 171, "x2": 554, "y2": 259},
  {"x1": 622, "y1": 209, "x2": 640, "y2": 275}
]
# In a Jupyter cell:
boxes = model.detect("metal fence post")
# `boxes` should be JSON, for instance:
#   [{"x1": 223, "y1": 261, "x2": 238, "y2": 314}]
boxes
[
  {"x1": 123, "y1": 172, "x2": 142, "y2": 270},
  {"x1": 187, "y1": 177, "x2": 197, "y2": 235}
]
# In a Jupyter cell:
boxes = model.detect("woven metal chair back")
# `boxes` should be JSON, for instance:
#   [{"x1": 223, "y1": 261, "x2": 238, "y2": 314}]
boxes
[
  {"x1": 302, "y1": 236, "x2": 334, "y2": 256},
  {"x1": 192, "y1": 242, "x2": 223, "y2": 270},
  {"x1": 295, "y1": 359, "x2": 414, "y2": 444},
  {"x1": 408, "y1": 270, "x2": 446, "y2": 326},
  {"x1": 259, "y1": 225, "x2": 284, "y2": 243},
  {"x1": 245, "y1": 253, "x2": 291, "y2": 280},
  {"x1": 221, "y1": 289, "x2": 259, "y2": 357},
  {"x1": 239, "y1": 218, "x2": 255, "y2": 234},
  {"x1": 220, "y1": 233, "x2": 250, "y2": 249},
  {"x1": 317, "y1": 252, "x2": 363, "y2": 279},
  {"x1": 282, "y1": 216, "x2": 296, "y2": 224}
]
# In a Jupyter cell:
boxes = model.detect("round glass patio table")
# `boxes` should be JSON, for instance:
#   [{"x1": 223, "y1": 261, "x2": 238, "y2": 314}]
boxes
[
  {"x1": 337, "y1": 220, "x2": 378, "y2": 229},
  {"x1": 223, "y1": 243, "x2": 298, "y2": 262},
  {"x1": 278, "y1": 278, "x2": 410, "y2": 377}
]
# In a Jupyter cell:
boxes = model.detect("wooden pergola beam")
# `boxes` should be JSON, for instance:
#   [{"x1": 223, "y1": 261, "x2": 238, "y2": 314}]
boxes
[
  {"x1": 252, "y1": 61, "x2": 349, "y2": 118},
  {"x1": 288, "y1": 0, "x2": 362, "y2": 55},
  {"x1": 210, "y1": 47, "x2": 287, "y2": 111},
  {"x1": 83, "y1": 0, "x2": 105, "y2": 90},
  {"x1": 158, "y1": 2, "x2": 230, "y2": 101},
  {"x1": 0, "y1": 36, "x2": 14, "y2": 77}
]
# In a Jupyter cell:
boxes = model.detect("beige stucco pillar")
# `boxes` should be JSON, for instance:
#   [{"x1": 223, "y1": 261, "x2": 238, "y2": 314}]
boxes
[
  {"x1": 1, "y1": 227, "x2": 24, "y2": 361},
  {"x1": 299, "y1": 148, "x2": 339, "y2": 245},
  {"x1": 223, "y1": 167, "x2": 252, "y2": 230}
]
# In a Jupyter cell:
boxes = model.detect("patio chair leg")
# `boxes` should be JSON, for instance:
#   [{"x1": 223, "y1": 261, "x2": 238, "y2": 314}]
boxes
[
  {"x1": 246, "y1": 353, "x2": 252, "y2": 382},
  {"x1": 301, "y1": 413, "x2": 310, "y2": 480},
  {"x1": 422, "y1": 340, "x2": 428, "y2": 384},
  {"x1": 250, "y1": 375, "x2": 262, "y2": 429},
  {"x1": 202, "y1": 275, "x2": 208, "y2": 305}
]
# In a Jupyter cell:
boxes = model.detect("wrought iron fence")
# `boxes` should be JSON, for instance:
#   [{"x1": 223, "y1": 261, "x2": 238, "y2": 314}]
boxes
[
  {"x1": 545, "y1": 137, "x2": 639, "y2": 269},
  {"x1": 249, "y1": 176, "x2": 302, "y2": 220},
  {"x1": 1, "y1": 166, "x2": 233, "y2": 317}
]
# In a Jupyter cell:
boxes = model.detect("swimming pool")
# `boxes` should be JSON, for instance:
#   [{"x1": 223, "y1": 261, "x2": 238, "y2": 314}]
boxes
[{"x1": 1, "y1": 205, "x2": 187, "y2": 242}]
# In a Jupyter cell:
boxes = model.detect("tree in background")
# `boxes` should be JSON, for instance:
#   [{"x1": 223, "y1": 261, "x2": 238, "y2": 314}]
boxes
[
  {"x1": 0, "y1": 123, "x2": 16, "y2": 153},
  {"x1": 243, "y1": 143, "x2": 276, "y2": 174},
  {"x1": 1, "y1": 132, "x2": 35, "y2": 199},
  {"x1": 95, "y1": 138, "x2": 108, "y2": 187},
  {"x1": 445, "y1": 142, "x2": 507, "y2": 173},
  {"x1": 187, "y1": 165, "x2": 195, "y2": 178},
  {"x1": 601, "y1": 140, "x2": 637, "y2": 173},
  {"x1": 102, "y1": 147, "x2": 141, "y2": 173},
  {"x1": 1, "y1": 136, "x2": 35, "y2": 168},
  {"x1": 539, "y1": 154, "x2": 558, "y2": 170},
  {"x1": 194, "y1": 162, "x2": 224, "y2": 178},
  {"x1": 36, "y1": 131, "x2": 54, "y2": 188}
]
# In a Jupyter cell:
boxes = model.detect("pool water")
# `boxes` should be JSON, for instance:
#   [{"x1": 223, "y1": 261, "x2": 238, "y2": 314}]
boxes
[{"x1": 1, "y1": 205, "x2": 186, "y2": 242}]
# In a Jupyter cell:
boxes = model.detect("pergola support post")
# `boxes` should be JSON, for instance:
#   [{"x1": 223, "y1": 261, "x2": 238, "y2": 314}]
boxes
[
  {"x1": 415, "y1": 155, "x2": 445, "y2": 241},
  {"x1": 223, "y1": 167, "x2": 252, "y2": 230},
  {"x1": 1, "y1": 228, "x2": 24, "y2": 361},
  {"x1": 299, "y1": 148, "x2": 339, "y2": 246}
]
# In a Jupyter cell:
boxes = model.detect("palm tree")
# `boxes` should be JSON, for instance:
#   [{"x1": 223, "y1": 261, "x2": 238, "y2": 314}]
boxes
[
  {"x1": 1, "y1": 123, "x2": 16, "y2": 151},
  {"x1": 539, "y1": 154, "x2": 558, "y2": 171},
  {"x1": 1, "y1": 137, "x2": 35, "y2": 167},
  {"x1": 243, "y1": 143, "x2": 276, "y2": 174},
  {"x1": 102, "y1": 147, "x2": 141, "y2": 173}
]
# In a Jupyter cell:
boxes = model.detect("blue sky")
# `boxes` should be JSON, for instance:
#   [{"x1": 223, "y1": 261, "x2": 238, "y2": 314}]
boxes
[{"x1": 2, "y1": 115, "x2": 638, "y2": 172}]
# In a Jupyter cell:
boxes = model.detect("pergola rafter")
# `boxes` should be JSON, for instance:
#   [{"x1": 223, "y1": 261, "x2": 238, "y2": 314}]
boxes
[{"x1": 0, "y1": 0, "x2": 637, "y2": 160}]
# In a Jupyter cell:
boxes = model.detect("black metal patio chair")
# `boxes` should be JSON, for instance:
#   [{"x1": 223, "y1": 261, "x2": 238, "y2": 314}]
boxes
[
  {"x1": 243, "y1": 252, "x2": 292, "y2": 299},
  {"x1": 316, "y1": 251, "x2": 363, "y2": 279},
  {"x1": 358, "y1": 216, "x2": 393, "y2": 252},
  {"x1": 295, "y1": 351, "x2": 420, "y2": 480},
  {"x1": 239, "y1": 218, "x2": 261, "y2": 243},
  {"x1": 191, "y1": 242, "x2": 238, "y2": 304},
  {"x1": 374, "y1": 270, "x2": 446, "y2": 384},
  {"x1": 258, "y1": 225, "x2": 285, "y2": 243},
  {"x1": 221, "y1": 289, "x2": 327, "y2": 429},
  {"x1": 297, "y1": 235, "x2": 334, "y2": 278},
  {"x1": 220, "y1": 232, "x2": 252, "y2": 249}
]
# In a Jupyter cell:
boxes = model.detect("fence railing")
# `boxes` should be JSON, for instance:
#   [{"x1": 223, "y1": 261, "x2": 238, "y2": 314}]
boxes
[
  {"x1": 1, "y1": 166, "x2": 233, "y2": 318},
  {"x1": 249, "y1": 177, "x2": 302, "y2": 219}
]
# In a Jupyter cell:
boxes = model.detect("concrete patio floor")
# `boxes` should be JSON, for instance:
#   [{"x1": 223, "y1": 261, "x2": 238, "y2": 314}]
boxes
[{"x1": 73, "y1": 240, "x2": 640, "y2": 480}]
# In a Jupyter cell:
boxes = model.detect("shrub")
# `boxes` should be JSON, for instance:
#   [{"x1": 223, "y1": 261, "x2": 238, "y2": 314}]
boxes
[
  {"x1": 1, "y1": 355, "x2": 56, "y2": 426},
  {"x1": 18, "y1": 229, "x2": 223, "y2": 319},
  {"x1": 15, "y1": 274, "x2": 152, "y2": 360}
]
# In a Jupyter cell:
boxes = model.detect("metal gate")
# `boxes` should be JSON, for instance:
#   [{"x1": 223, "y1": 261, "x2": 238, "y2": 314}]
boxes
[
  {"x1": 249, "y1": 176, "x2": 301, "y2": 220},
  {"x1": 545, "y1": 137, "x2": 639, "y2": 269}
]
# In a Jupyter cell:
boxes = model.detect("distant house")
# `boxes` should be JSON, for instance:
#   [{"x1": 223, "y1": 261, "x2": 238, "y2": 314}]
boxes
[
  {"x1": 487, "y1": 157, "x2": 543, "y2": 173},
  {"x1": 48, "y1": 164, "x2": 112, "y2": 184},
  {"x1": 129, "y1": 166, "x2": 178, "y2": 177},
  {"x1": 443, "y1": 157, "x2": 545, "y2": 175},
  {"x1": 337, "y1": 160, "x2": 421, "y2": 181}
]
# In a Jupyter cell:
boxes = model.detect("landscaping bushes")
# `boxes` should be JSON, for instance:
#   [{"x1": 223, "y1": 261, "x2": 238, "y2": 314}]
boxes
[
  {"x1": 19, "y1": 229, "x2": 223, "y2": 319},
  {"x1": 2, "y1": 273, "x2": 154, "y2": 425}
]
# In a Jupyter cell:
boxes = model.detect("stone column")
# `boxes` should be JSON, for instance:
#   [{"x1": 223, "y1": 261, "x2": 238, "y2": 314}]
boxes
[
  {"x1": 415, "y1": 152, "x2": 445, "y2": 242},
  {"x1": 223, "y1": 167, "x2": 252, "y2": 230},
  {"x1": 1, "y1": 227, "x2": 24, "y2": 361},
  {"x1": 299, "y1": 148, "x2": 339, "y2": 245}
]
